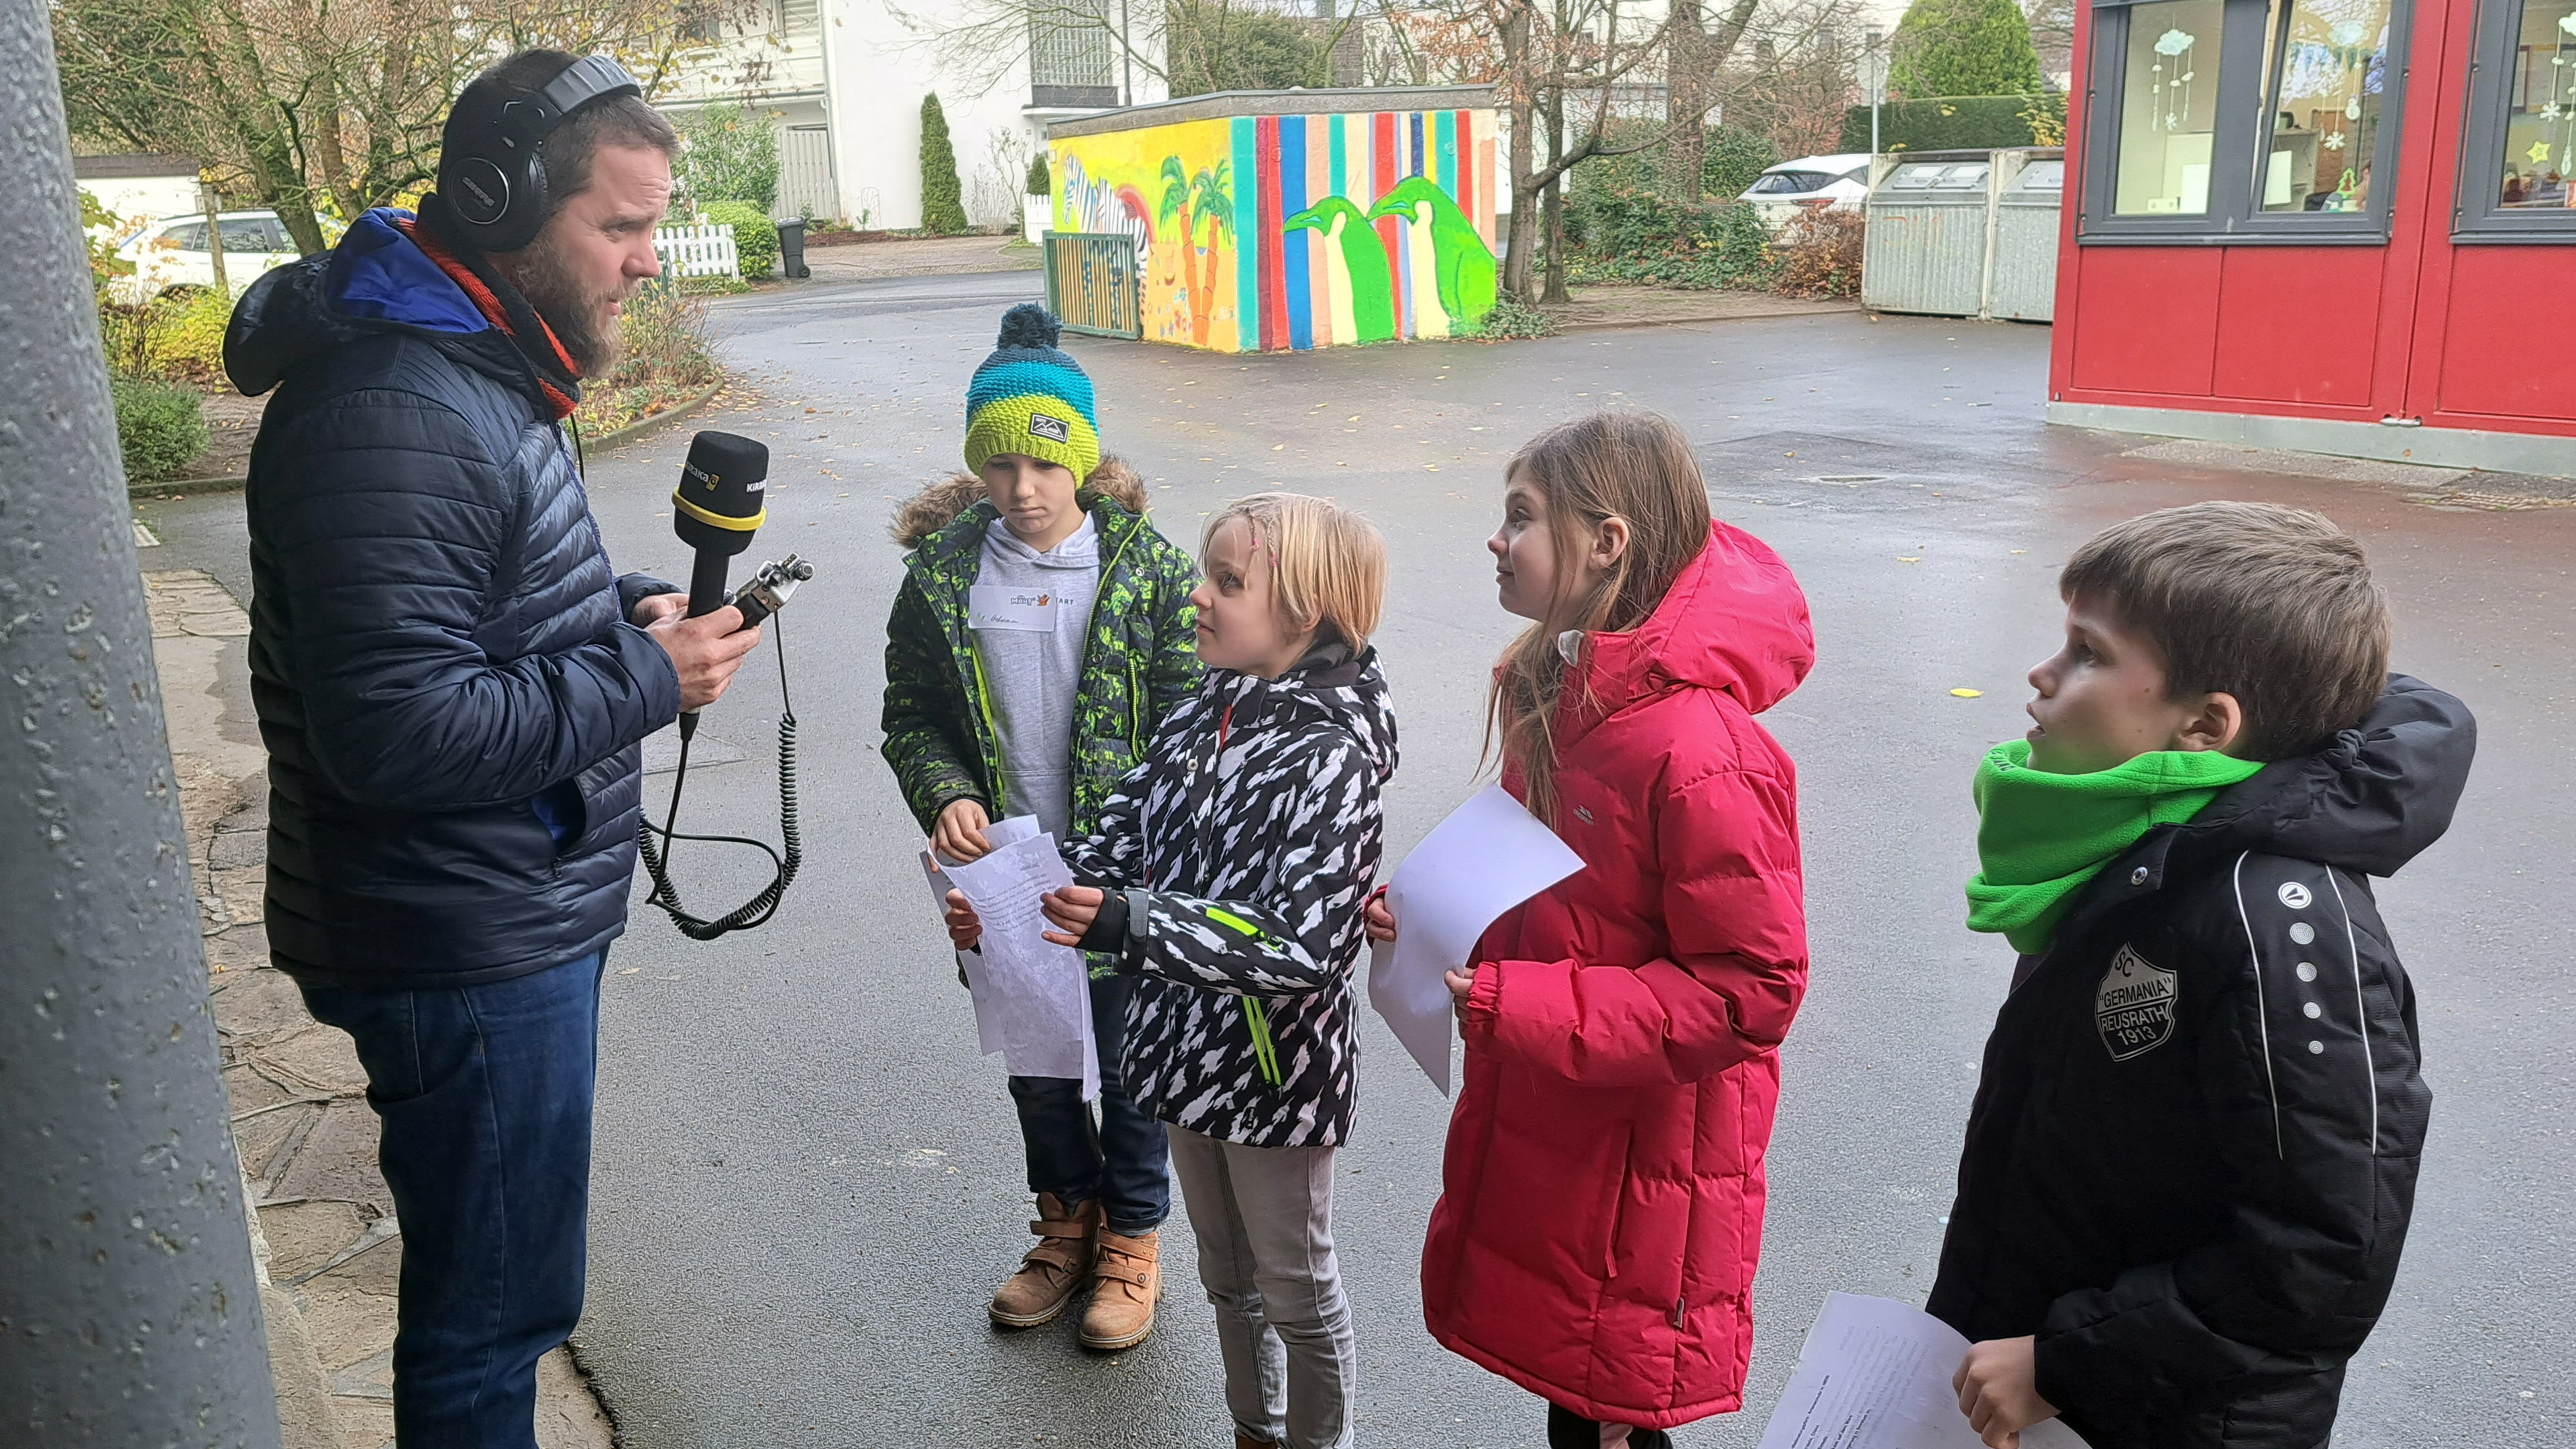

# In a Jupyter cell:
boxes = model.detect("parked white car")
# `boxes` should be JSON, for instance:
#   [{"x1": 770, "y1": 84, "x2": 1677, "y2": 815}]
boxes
[
  {"x1": 1739, "y1": 154, "x2": 1874, "y2": 230},
  {"x1": 109, "y1": 211, "x2": 306, "y2": 304}
]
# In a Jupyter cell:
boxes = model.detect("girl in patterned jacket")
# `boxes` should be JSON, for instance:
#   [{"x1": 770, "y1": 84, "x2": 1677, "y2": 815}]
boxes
[
  {"x1": 1370, "y1": 413, "x2": 1815, "y2": 1448},
  {"x1": 947, "y1": 492, "x2": 1397, "y2": 1449}
]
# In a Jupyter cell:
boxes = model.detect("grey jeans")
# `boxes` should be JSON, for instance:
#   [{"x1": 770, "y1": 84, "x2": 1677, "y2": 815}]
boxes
[{"x1": 1167, "y1": 1126, "x2": 1356, "y2": 1449}]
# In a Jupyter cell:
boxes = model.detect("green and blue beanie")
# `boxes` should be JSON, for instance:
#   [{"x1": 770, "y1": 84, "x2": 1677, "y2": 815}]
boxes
[{"x1": 963, "y1": 303, "x2": 1099, "y2": 480}]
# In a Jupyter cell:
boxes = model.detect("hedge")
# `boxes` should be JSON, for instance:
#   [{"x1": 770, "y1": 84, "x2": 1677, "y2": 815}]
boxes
[
  {"x1": 1840, "y1": 95, "x2": 2054, "y2": 152},
  {"x1": 112, "y1": 377, "x2": 209, "y2": 484},
  {"x1": 700, "y1": 200, "x2": 780, "y2": 278}
]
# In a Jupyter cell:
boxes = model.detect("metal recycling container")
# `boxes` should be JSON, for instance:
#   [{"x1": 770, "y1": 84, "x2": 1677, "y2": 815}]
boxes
[
  {"x1": 1862, "y1": 152, "x2": 1994, "y2": 317},
  {"x1": 1989, "y1": 158, "x2": 2063, "y2": 323}
]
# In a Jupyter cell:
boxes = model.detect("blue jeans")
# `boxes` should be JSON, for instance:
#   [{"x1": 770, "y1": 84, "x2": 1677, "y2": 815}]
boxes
[
  {"x1": 1009, "y1": 971, "x2": 1170, "y2": 1236},
  {"x1": 301, "y1": 953, "x2": 605, "y2": 1449}
]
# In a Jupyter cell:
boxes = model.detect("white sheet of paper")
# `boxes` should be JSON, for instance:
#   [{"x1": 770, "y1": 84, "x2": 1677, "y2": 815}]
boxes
[
  {"x1": 938, "y1": 822, "x2": 1099, "y2": 1100},
  {"x1": 922, "y1": 851, "x2": 1002, "y2": 1056},
  {"x1": 1366, "y1": 784, "x2": 1583, "y2": 1095},
  {"x1": 1756, "y1": 1294, "x2": 2092, "y2": 1449}
]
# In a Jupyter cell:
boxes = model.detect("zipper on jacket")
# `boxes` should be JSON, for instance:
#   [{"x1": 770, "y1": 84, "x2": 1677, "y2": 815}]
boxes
[
  {"x1": 967, "y1": 643, "x2": 1007, "y2": 813},
  {"x1": 1204, "y1": 905, "x2": 1285, "y2": 1087},
  {"x1": 1241, "y1": 998, "x2": 1283, "y2": 1086}
]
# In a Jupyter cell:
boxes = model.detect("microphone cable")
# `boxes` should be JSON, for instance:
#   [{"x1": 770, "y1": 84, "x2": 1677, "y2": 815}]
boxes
[{"x1": 637, "y1": 614, "x2": 802, "y2": 940}]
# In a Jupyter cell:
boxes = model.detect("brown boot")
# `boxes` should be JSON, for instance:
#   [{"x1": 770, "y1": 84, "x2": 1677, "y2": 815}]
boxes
[
  {"x1": 1078, "y1": 1225, "x2": 1162, "y2": 1350},
  {"x1": 989, "y1": 1193, "x2": 1099, "y2": 1328},
  {"x1": 1234, "y1": 1436, "x2": 1275, "y2": 1449}
]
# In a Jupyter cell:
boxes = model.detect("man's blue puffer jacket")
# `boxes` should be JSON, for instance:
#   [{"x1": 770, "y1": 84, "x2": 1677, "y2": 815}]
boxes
[{"x1": 224, "y1": 209, "x2": 681, "y2": 988}]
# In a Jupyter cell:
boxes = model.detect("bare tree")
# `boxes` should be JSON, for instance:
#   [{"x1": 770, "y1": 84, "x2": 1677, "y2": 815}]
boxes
[
  {"x1": 54, "y1": 0, "x2": 761, "y2": 254},
  {"x1": 1662, "y1": 0, "x2": 1762, "y2": 199}
]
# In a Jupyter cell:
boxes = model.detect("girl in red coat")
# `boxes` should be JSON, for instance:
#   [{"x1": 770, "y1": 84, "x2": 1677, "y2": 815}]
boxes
[{"x1": 1368, "y1": 412, "x2": 1814, "y2": 1447}]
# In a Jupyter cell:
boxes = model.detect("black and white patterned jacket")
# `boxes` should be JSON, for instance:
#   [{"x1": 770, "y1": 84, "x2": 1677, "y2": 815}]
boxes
[{"x1": 1065, "y1": 645, "x2": 1397, "y2": 1148}]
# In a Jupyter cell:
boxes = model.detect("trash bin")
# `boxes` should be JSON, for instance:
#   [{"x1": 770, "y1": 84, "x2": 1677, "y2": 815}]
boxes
[
  {"x1": 775, "y1": 218, "x2": 810, "y2": 280},
  {"x1": 1988, "y1": 158, "x2": 2063, "y2": 323},
  {"x1": 1861, "y1": 152, "x2": 1993, "y2": 318}
]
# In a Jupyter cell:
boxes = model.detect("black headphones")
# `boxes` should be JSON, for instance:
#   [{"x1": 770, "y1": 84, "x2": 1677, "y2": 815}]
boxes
[{"x1": 437, "y1": 53, "x2": 645, "y2": 254}]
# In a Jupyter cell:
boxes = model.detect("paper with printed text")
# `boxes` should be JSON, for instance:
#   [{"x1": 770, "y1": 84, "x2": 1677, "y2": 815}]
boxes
[
  {"x1": 928, "y1": 816, "x2": 1097, "y2": 1099},
  {"x1": 1756, "y1": 1293, "x2": 2092, "y2": 1449}
]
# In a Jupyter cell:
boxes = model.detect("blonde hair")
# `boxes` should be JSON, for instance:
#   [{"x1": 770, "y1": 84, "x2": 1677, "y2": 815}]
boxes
[
  {"x1": 1201, "y1": 492, "x2": 1387, "y2": 652},
  {"x1": 1485, "y1": 413, "x2": 1713, "y2": 824}
]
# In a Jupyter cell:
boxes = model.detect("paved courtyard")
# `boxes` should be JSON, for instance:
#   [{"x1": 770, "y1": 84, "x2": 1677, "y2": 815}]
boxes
[{"x1": 137, "y1": 268, "x2": 2576, "y2": 1448}]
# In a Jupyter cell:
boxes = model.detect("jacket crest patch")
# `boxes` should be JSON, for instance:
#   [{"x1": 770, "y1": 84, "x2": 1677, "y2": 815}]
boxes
[{"x1": 2096, "y1": 942, "x2": 2180, "y2": 1061}]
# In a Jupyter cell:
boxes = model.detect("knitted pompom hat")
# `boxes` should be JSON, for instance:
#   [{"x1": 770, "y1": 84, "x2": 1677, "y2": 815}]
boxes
[{"x1": 963, "y1": 303, "x2": 1100, "y2": 480}]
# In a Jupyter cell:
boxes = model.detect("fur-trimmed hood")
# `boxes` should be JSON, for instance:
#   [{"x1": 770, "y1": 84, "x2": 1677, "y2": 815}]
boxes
[{"x1": 889, "y1": 455, "x2": 1150, "y2": 549}]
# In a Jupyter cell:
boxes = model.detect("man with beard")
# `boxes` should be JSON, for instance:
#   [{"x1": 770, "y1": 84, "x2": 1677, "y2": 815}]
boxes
[{"x1": 222, "y1": 50, "x2": 757, "y2": 1445}]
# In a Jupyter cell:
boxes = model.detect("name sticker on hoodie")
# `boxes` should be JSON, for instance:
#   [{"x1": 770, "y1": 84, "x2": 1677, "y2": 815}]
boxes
[{"x1": 969, "y1": 583, "x2": 1060, "y2": 633}]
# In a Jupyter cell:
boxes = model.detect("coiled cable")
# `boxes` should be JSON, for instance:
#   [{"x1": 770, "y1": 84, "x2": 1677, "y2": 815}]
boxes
[{"x1": 638, "y1": 618, "x2": 801, "y2": 940}]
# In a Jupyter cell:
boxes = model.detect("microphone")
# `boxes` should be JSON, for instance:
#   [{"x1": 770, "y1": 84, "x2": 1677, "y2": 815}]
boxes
[{"x1": 671, "y1": 431, "x2": 768, "y2": 738}]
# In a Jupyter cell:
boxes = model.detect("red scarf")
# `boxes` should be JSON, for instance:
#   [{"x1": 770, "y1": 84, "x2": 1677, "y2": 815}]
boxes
[{"x1": 394, "y1": 213, "x2": 584, "y2": 421}]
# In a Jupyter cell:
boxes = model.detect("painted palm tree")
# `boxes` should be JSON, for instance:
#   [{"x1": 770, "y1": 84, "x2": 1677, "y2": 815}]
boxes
[
  {"x1": 1283, "y1": 196, "x2": 1396, "y2": 344},
  {"x1": 1366, "y1": 176, "x2": 1498, "y2": 333},
  {"x1": 1157, "y1": 156, "x2": 1198, "y2": 339},
  {"x1": 1159, "y1": 156, "x2": 1236, "y2": 347}
]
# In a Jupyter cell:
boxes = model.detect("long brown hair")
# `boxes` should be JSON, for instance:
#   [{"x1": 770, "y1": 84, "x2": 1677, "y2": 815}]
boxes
[{"x1": 1484, "y1": 413, "x2": 1713, "y2": 823}]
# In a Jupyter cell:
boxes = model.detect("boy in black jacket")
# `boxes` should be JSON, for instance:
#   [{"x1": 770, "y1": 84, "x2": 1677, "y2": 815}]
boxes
[{"x1": 1935, "y1": 502, "x2": 2475, "y2": 1449}]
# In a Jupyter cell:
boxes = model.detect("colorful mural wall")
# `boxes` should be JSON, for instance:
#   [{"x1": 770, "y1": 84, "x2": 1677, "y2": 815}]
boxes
[{"x1": 1051, "y1": 103, "x2": 1500, "y2": 352}]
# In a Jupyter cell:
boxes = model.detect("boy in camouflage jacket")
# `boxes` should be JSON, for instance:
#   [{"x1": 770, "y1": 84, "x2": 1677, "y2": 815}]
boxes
[{"x1": 879, "y1": 304, "x2": 1200, "y2": 1349}]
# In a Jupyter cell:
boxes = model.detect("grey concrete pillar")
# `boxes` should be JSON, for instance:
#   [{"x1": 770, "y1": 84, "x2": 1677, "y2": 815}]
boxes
[{"x1": 0, "y1": 2, "x2": 284, "y2": 1443}]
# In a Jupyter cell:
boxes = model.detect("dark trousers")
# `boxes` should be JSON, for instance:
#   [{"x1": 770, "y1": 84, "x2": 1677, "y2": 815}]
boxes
[
  {"x1": 301, "y1": 953, "x2": 605, "y2": 1449},
  {"x1": 1009, "y1": 970, "x2": 1171, "y2": 1236},
  {"x1": 1546, "y1": 1402, "x2": 1676, "y2": 1449}
]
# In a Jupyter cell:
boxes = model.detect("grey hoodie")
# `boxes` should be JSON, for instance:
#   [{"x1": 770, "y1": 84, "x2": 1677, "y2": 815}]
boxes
[{"x1": 973, "y1": 514, "x2": 1101, "y2": 837}]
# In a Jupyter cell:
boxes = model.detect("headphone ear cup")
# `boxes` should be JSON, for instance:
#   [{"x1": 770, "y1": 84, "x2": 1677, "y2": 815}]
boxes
[{"x1": 437, "y1": 145, "x2": 547, "y2": 252}]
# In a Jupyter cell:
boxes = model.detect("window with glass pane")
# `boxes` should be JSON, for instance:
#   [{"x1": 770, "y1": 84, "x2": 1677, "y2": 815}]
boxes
[
  {"x1": 2256, "y1": 0, "x2": 2394, "y2": 211},
  {"x1": 2498, "y1": 0, "x2": 2576, "y2": 207},
  {"x1": 2114, "y1": 0, "x2": 2227, "y2": 214}
]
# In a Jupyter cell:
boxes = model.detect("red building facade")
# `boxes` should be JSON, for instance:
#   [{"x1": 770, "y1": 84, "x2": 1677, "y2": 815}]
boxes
[{"x1": 2049, "y1": 0, "x2": 2576, "y2": 472}]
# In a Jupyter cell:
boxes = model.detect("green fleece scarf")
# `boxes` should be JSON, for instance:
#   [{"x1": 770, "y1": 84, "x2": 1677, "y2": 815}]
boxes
[{"x1": 1966, "y1": 740, "x2": 2265, "y2": 954}]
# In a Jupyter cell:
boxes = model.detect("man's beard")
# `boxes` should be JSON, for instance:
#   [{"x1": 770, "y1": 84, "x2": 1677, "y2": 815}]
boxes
[{"x1": 497, "y1": 239, "x2": 623, "y2": 377}]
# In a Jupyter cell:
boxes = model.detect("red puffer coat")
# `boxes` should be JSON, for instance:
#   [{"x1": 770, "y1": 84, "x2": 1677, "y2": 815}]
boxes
[{"x1": 1421, "y1": 521, "x2": 1814, "y2": 1430}]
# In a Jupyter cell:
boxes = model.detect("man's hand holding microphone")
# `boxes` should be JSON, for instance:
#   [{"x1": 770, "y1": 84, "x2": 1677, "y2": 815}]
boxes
[{"x1": 634, "y1": 592, "x2": 762, "y2": 711}]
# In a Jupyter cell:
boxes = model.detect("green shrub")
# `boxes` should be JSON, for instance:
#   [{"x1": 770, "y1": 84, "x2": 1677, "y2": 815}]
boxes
[
  {"x1": 678, "y1": 101, "x2": 780, "y2": 213},
  {"x1": 1839, "y1": 95, "x2": 2051, "y2": 152},
  {"x1": 918, "y1": 95, "x2": 968, "y2": 235},
  {"x1": 96, "y1": 285, "x2": 233, "y2": 386},
  {"x1": 1703, "y1": 127, "x2": 1784, "y2": 201},
  {"x1": 111, "y1": 377, "x2": 209, "y2": 484},
  {"x1": 1887, "y1": 0, "x2": 2045, "y2": 99},
  {"x1": 1477, "y1": 297, "x2": 1558, "y2": 339},
  {"x1": 1026, "y1": 153, "x2": 1051, "y2": 195},
  {"x1": 1563, "y1": 189, "x2": 1778, "y2": 290},
  {"x1": 700, "y1": 200, "x2": 780, "y2": 278}
]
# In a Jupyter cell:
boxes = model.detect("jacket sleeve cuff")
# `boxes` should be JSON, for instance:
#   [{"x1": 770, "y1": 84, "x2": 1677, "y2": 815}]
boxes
[
  {"x1": 1460, "y1": 962, "x2": 1503, "y2": 1042},
  {"x1": 619, "y1": 572, "x2": 682, "y2": 622},
  {"x1": 1075, "y1": 888, "x2": 1131, "y2": 957}
]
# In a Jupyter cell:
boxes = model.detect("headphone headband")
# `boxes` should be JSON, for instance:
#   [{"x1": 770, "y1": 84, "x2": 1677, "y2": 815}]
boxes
[{"x1": 495, "y1": 54, "x2": 645, "y2": 150}]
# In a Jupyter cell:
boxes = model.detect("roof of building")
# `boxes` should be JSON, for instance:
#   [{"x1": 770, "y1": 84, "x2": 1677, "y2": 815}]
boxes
[
  {"x1": 72, "y1": 153, "x2": 202, "y2": 180},
  {"x1": 1045, "y1": 85, "x2": 1499, "y2": 140}
]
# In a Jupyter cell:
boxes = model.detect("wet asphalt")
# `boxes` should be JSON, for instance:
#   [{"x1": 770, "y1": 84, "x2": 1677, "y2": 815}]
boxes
[{"x1": 134, "y1": 269, "x2": 2576, "y2": 1448}]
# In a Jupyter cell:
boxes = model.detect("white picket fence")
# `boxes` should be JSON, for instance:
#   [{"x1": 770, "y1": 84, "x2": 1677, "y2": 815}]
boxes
[{"x1": 653, "y1": 223, "x2": 740, "y2": 279}]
